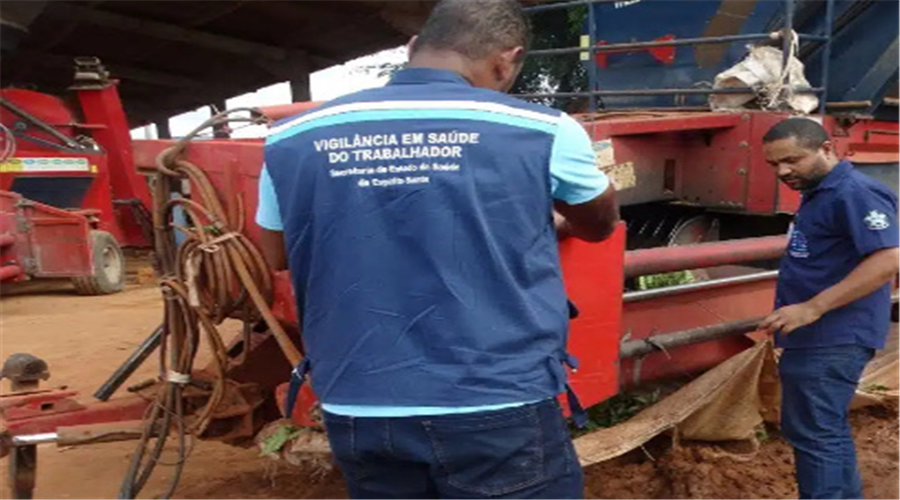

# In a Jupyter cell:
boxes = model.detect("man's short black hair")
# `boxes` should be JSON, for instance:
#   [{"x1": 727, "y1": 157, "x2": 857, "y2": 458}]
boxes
[
  {"x1": 763, "y1": 117, "x2": 831, "y2": 151},
  {"x1": 412, "y1": 0, "x2": 531, "y2": 60}
]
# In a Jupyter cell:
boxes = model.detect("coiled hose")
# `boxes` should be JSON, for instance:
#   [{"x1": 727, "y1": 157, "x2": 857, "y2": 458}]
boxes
[{"x1": 118, "y1": 109, "x2": 302, "y2": 499}]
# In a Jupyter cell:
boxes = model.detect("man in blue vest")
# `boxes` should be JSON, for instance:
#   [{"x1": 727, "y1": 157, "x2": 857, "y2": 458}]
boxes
[
  {"x1": 761, "y1": 118, "x2": 899, "y2": 499},
  {"x1": 255, "y1": 0, "x2": 618, "y2": 497}
]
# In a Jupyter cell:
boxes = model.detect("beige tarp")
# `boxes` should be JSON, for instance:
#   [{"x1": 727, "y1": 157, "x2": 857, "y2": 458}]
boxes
[{"x1": 574, "y1": 331, "x2": 899, "y2": 467}]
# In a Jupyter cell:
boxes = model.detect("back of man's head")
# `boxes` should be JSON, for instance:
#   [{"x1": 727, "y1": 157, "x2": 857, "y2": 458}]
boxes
[
  {"x1": 763, "y1": 117, "x2": 831, "y2": 151},
  {"x1": 412, "y1": 0, "x2": 530, "y2": 61}
]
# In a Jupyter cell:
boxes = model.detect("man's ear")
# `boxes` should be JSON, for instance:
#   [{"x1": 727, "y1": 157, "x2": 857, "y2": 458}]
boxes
[
  {"x1": 406, "y1": 36, "x2": 419, "y2": 60},
  {"x1": 820, "y1": 140, "x2": 835, "y2": 158},
  {"x1": 494, "y1": 46, "x2": 525, "y2": 88}
]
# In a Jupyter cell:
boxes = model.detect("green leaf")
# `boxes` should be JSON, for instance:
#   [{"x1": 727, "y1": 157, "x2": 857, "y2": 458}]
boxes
[{"x1": 259, "y1": 424, "x2": 301, "y2": 456}]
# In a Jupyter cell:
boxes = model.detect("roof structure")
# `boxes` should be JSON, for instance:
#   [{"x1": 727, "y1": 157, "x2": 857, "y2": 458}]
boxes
[{"x1": 1, "y1": 1, "x2": 437, "y2": 128}]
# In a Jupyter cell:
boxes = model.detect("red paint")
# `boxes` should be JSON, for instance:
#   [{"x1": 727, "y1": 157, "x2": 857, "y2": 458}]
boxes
[
  {"x1": 595, "y1": 35, "x2": 677, "y2": 69},
  {"x1": 2, "y1": 390, "x2": 149, "y2": 436}
]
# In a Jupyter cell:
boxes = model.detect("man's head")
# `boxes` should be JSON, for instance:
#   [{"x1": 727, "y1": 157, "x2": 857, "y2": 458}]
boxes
[
  {"x1": 763, "y1": 118, "x2": 839, "y2": 191},
  {"x1": 408, "y1": 0, "x2": 530, "y2": 92}
]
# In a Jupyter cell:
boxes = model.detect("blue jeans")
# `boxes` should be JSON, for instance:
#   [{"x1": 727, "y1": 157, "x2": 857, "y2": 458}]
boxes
[
  {"x1": 322, "y1": 399, "x2": 584, "y2": 499},
  {"x1": 779, "y1": 344, "x2": 875, "y2": 499}
]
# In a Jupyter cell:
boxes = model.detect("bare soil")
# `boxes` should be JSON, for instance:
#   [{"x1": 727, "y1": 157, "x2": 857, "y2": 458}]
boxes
[{"x1": 1, "y1": 283, "x2": 897, "y2": 499}]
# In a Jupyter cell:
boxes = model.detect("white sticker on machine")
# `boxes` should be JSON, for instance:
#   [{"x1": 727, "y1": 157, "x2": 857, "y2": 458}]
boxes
[
  {"x1": 0, "y1": 157, "x2": 91, "y2": 173},
  {"x1": 602, "y1": 161, "x2": 637, "y2": 191},
  {"x1": 593, "y1": 140, "x2": 616, "y2": 169}
]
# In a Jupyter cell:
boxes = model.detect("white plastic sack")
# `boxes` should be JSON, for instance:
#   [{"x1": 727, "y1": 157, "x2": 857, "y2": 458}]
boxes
[{"x1": 709, "y1": 45, "x2": 819, "y2": 114}]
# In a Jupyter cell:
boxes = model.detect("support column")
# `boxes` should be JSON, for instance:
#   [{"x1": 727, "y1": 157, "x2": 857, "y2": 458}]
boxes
[{"x1": 155, "y1": 119, "x2": 171, "y2": 139}]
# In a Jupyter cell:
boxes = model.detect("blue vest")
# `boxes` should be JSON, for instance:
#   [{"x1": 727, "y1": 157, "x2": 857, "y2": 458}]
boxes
[{"x1": 265, "y1": 68, "x2": 571, "y2": 407}]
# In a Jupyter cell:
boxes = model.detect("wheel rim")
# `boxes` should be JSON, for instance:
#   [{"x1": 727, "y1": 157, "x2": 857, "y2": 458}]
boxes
[{"x1": 101, "y1": 245, "x2": 123, "y2": 284}]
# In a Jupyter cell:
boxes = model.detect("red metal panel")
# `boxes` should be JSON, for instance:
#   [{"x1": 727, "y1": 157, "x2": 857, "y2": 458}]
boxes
[
  {"x1": 559, "y1": 224, "x2": 626, "y2": 409},
  {"x1": 0, "y1": 190, "x2": 93, "y2": 279}
]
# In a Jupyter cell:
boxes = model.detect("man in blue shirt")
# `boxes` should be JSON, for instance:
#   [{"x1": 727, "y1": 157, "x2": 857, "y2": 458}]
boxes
[
  {"x1": 256, "y1": 0, "x2": 618, "y2": 497},
  {"x1": 761, "y1": 118, "x2": 899, "y2": 499}
]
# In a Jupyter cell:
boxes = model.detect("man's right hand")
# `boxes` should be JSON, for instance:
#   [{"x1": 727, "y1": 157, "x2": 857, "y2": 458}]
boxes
[{"x1": 553, "y1": 185, "x2": 619, "y2": 242}]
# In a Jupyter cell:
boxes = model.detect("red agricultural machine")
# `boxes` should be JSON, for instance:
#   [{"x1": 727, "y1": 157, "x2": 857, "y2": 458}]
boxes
[
  {"x1": 0, "y1": 59, "x2": 155, "y2": 294},
  {"x1": 1, "y1": 0, "x2": 897, "y2": 497}
]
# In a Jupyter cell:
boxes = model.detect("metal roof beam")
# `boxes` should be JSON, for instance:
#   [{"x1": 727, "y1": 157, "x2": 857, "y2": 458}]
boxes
[{"x1": 47, "y1": 3, "x2": 290, "y2": 61}]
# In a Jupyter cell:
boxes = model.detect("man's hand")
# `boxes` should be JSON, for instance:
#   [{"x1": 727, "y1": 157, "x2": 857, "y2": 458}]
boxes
[
  {"x1": 553, "y1": 211, "x2": 572, "y2": 240},
  {"x1": 761, "y1": 302, "x2": 823, "y2": 335}
]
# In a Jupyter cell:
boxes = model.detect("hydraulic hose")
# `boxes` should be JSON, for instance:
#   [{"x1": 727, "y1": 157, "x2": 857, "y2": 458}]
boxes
[{"x1": 118, "y1": 108, "x2": 301, "y2": 499}]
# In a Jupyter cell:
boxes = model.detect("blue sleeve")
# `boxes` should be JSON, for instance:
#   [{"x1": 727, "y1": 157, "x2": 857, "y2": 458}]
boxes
[
  {"x1": 549, "y1": 113, "x2": 611, "y2": 204},
  {"x1": 837, "y1": 181, "x2": 899, "y2": 256},
  {"x1": 255, "y1": 163, "x2": 284, "y2": 231}
]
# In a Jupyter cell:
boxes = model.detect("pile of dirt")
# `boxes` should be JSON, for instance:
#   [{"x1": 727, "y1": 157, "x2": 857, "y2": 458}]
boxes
[
  {"x1": 584, "y1": 405, "x2": 899, "y2": 499},
  {"x1": 172, "y1": 406, "x2": 897, "y2": 500}
]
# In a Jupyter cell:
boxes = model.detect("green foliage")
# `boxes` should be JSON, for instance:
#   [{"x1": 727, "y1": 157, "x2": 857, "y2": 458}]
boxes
[
  {"x1": 636, "y1": 271, "x2": 696, "y2": 291},
  {"x1": 259, "y1": 424, "x2": 301, "y2": 456},
  {"x1": 511, "y1": 6, "x2": 589, "y2": 111},
  {"x1": 572, "y1": 389, "x2": 662, "y2": 436}
]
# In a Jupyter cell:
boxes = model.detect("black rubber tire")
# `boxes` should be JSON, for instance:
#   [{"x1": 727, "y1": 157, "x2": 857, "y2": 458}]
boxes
[
  {"x1": 892, "y1": 303, "x2": 898, "y2": 323},
  {"x1": 71, "y1": 230, "x2": 125, "y2": 295}
]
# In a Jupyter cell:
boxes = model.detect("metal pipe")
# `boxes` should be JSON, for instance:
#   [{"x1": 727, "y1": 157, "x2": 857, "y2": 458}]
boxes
[
  {"x1": 623, "y1": 236, "x2": 787, "y2": 278},
  {"x1": 0, "y1": 233, "x2": 15, "y2": 248},
  {"x1": 524, "y1": 0, "x2": 619, "y2": 14},
  {"x1": 10, "y1": 433, "x2": 57, "y2": 446},
  {"x1": 781, "y1": 0, "x2": 795, "y2": 105},
  {"x1": 516, "y1": 87, "x2": 823, "y2": 100},
  {"x1": 624, "y1": 270, "x2": 779, "y2": 303},
  {"x1": 0, "y1": 97, "x2": 86, "y2": 152},
  {"x1": 527, "y1": 33, "x2": 826, "y2": 58},
  {"x1": 0, "y1": 264, "x2": 22, "y2": 282},
  {"x1": 620, "y1": 317, "x2": 764, "y2": 359},
  {"x1": 818, "y1": 0, "x2": 835, "y2": 114},
  {"x1": 94, "y1": 324, "x2": 163, "y2": 401},
  {"x1": 254, "y1": 102, "x2": 322, "y2": 122},
  {"x1": 621, "y1": 292, "x2": 899, "y2": 359}
]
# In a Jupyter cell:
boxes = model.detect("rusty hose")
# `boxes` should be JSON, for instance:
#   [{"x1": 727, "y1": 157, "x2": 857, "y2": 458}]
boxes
[{"x1": 119, "y1": 108, "x2": 301, "y2": 499}]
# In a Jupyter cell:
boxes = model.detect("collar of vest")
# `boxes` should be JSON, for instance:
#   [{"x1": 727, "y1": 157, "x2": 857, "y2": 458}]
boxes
[{"x1": 389, "y1": 67, "x2": 472, "y2": 87}]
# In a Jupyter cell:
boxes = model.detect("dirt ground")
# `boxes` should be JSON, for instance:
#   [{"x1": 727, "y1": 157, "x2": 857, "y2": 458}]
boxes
[{"x1": 1, "y1": 282, "x2": 897, "y2": 499}]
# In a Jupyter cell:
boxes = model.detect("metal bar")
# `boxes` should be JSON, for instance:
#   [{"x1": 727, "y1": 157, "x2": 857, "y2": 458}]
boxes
[
  {"x1": 10, "y1": 433, "x2": 57, "y2": 447},
  {"x1": 818, "y1": 0, "x2": 835, "y2": 114},
  {"x1": 620, "y1": 317, "x2": 764, "y2": 359},
  {"x1": 0, "y1": 97, "x2": 86, "y2": 151},
  {"x1": 624, "y1": 270, "x2": 779, "y2": 303},
  {"x1": 0, "y1": 233, "x2": 15, "y2": 248},
  {"x1": 826, "y1": 100, "x2": 873, "y2": 109},
  {"x1": 622, "y1": 291, "x2": 900, "y2": 360},
  {"x1": 623, "y1": 235, "x2": 787, "y2": 278},
  {"x1": 0, "y1": 265, "x2": 23, "y2": 282},
  {"x1": 9, "y1": 444, "x2": 36, "y2": 499},
  {"x1": 781, "y1": 0, "x2": 795, "y2": 105},
  {"x1": 527, "y1": 33, "x2": 826, "y2": 57},
  {"x1": 516, "y1": 87, "x2": 824, "y2": 99},
  {"x1": 93, "y1": 325, "x2": 163, "y2": 401},
  {"x1": 524, "y1": 0, "x2": 618, "y2": 14}
]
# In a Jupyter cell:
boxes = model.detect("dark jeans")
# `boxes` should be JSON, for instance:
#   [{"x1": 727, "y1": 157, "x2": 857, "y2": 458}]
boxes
[
  {"x1": 322, "y1": 399, "x2": 584, "y2": 499},
  {"x1": 779, "y1": 344, "x2": 875, "y2": 499}
]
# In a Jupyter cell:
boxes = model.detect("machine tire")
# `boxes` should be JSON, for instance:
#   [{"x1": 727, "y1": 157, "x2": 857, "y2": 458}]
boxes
[{"x1": 71, "y1": 230, "x2": 125, "y2": 295}]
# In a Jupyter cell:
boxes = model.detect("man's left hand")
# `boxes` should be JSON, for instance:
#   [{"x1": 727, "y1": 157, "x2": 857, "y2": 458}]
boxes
[{"x1": 761, "y1": 302, "x2": 823, "y2": 335}]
